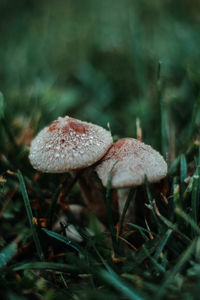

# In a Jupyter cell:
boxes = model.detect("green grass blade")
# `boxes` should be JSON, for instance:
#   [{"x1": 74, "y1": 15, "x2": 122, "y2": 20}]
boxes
[
  {"x1": 122, "y1": 273, "x2": 159, "y2": 293},
  {"x1": 180, "y1": 154, "x2": 187, "y2": 199},
  {"x1": 155, "y1": 239, "x2": 196, "y2": 299},
  {"x1": 169, "y1": 156, "x2": 180, "y2": 175},
  {"x1": 118, "y1": 188, "x2": 136, "y2": 237},
  {"x1": 42, "y1": 228, "x2": 82, "y2": 253},
  {"x1": 0, "y1": 91, "x2": 4, "y2": 120},
  {"x1": 142, "y1": 245, "x2": 166, "y2": 273},
  {"x1": 93, "y1": 244, "x2": 111, "y2": 273},
  {"x1": 175, "y1": 207, "x2": 200, "y2": 236},
  {"x1": 173, "y1": 183, "x2": 184, "y2": 229},
  {"x1": 100, "y1": 269, "x2": 146, "y2": 300},
  {"x1": 0, "y1": 242, "x2": 18, "y2": 268},
  {"x1": 128, "y1": 223, "x2": 156, "y2": 237},
  {"x1": 12, "y1": 261, "x2": 80, "y2": 274},
  {"x1": 183, "y1": 173, "x2": 196, "y2": 200},
  {"x1": 145, "y1": 176, "x2": 162, "y2": 233},
  {"x1": 153, "y1": 229, "x2": 172, "y2": 261},
  {"x1": 105, "y1": 162, "x2": 118, "y2": 253},
  {"x1": 158, "y1": 214, "x2": 191, "y2": 243},
  {"x1": 133, "y1": 238, "x2": 160, "y2": 265},
  {"x1": 190, "y1": 173, "x2": 200, "y2": 237},
  {"x1": 138, "y1": 229, "x2": 150, "y2": 242},
  {"x1": 18, "y1": 170, "x2": 44, "y2": 260}
]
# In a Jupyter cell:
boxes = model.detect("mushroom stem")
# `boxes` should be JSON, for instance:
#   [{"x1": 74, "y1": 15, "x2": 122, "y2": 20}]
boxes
[
  {"x1": 77, "y1": 168, "x2": 109, "y2": 225},
  {"x1": 77, "y1": 168, "x2": 119, "y2": 226}
]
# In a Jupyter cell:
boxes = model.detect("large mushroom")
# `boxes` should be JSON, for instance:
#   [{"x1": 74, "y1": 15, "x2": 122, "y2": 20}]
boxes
[
  {"x1": 29, "y1": 115, "x2": 113, "y2": 222},
  {"x1": 29, "y1": 116, "x2": 113, "y2": 173},
  {"x1": 95, "y1": 138, "x2": 167, "y2": 226}
]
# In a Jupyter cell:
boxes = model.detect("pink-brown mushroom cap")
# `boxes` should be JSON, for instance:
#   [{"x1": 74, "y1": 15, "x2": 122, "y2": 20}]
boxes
[
  {"x1": 29, "y1": 116, "x2": 113, "y2": 173},
  {"x1": 95, "y1": 138, "x2": 167, "y2": 188}
]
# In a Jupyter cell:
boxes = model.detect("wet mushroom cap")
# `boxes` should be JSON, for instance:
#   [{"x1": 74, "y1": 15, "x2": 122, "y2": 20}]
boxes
[
  {"x1": 95, "y1": 138, "x2": 167, "y2": 188},
  {"x1": 29, "y1": 116, "x2": 113, "y2": 173}
]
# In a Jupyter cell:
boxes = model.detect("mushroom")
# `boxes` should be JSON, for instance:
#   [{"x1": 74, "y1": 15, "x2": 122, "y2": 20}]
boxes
[
  {"x1": 29, "y1": 116, "x2": 113, "y2": 173},
  {"x1": 29, "y1": 115, "x2": 113, "y2": 222},
  {"x1": 53, "y1": 214, "x2": 83, "y2": 243},
  {"x1": 95, "y1": 138, "x2": 167, "y2": 227}
]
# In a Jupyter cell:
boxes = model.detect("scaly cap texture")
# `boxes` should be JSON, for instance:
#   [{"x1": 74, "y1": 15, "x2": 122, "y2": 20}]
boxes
[
  {"x1": 95, "y1": 138, "x2": 167, "y2": 188},
  {"x1": 29, "y1": 116, "x2": 113, "y2": 173}
]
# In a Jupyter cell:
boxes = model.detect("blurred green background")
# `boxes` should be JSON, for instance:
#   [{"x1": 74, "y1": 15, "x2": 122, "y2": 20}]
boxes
[{"x1": 1, "y1": 0, "x2": 200, "y2": 158}]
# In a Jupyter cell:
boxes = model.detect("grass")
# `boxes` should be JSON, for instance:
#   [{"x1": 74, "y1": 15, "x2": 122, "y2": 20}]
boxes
[
  {"x1": 1, "y1": 1, "x2": 200, "y2": 299},
  {"x1": 1, "y1": 94, "x2": 200, "y2": 300}
]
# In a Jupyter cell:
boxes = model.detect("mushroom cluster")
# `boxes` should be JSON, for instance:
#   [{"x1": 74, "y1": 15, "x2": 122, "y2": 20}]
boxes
[{"x1": 29, "y1": 115, "x2": 167, "y2": 228}]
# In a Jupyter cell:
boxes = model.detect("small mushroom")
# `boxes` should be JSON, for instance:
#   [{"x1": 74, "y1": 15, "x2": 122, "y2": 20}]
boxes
[
  {"x1": 53, "y1": 215, "x2": 83, "y2": 243},
  {"x1": 95, "y1": 138, "x2": 167, "y2": 225},
  {"x1": 29, "y1": 115, "x2": 113, "y2": 222}
]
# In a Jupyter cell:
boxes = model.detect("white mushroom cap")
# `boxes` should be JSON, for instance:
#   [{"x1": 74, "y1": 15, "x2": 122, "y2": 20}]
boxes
[
  {"x1": 29, "y1": 116, "x2": 113, "y2": 173},
  {"x1": 95, "y1": 138, "x2": 167, "y2": 188}
]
